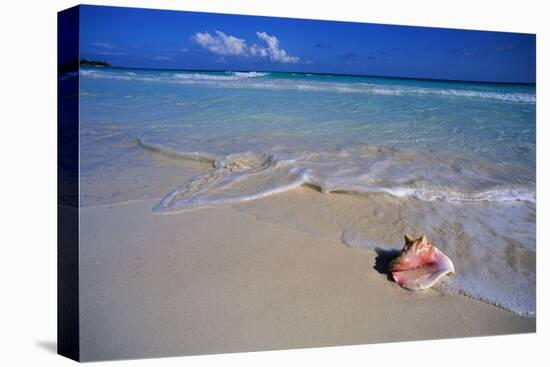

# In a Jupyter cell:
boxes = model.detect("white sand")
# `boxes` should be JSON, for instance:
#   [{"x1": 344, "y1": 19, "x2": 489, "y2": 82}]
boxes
[{"x1": 78, "y1": 190, "x2": 534, "y2": 361}]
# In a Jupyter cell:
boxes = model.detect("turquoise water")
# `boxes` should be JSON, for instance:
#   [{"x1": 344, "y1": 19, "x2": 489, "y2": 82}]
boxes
[{"x1": 78, "y1": 66, "x2": 536, "y2": 316}]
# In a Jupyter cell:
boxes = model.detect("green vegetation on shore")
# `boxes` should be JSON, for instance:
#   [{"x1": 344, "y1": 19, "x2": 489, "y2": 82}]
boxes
[
  {"x1": 80, "y1": 59, "x2": 111, "y2": 67},
  {"x1": 59, "y1": 59, "x2": 112, "y2": 74}
]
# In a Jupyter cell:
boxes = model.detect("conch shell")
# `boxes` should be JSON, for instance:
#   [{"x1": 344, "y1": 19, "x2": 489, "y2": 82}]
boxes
[{"x1": 388, "y1": 234, "x2": 455, "y2": 291}]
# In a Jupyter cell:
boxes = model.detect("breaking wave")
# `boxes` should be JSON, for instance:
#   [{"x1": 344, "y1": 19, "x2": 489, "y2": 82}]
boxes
[
  {"x1": 80, "y1": 69, "x2": 535, "y2": 103},
  {"x1": 171, "y1": 71, "x2": 269, "y2": 81},
  {"x1": 135, "y1": 137, "x2": 535, "y2": 213}
]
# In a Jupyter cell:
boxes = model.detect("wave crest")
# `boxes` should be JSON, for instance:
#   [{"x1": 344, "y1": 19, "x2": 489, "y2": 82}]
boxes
[
  {"x1": 80, "y1": 69, "x2": 535, "y2": 103},
  {"x1": 136, "y1": 139, "x2": 535, "y2": 213}
]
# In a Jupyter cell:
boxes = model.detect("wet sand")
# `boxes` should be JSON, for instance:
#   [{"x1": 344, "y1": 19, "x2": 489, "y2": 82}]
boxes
[{"x1": 78, "y1": 189, "x2": 535, "y2": 361}]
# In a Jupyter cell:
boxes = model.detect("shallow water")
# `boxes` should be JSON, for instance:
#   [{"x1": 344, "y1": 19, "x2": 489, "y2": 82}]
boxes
[{"x1": 77, "y1": 67, "x2": 536, "y2": 316}]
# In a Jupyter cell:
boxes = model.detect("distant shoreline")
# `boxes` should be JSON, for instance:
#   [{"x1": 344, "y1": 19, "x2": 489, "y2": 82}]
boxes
[
  {"x1": 80, "y1": 59, "x2": 111, "y2": 67},
  {"x1": 79, "y1": 64, "x2": 536, "y2": 86}
]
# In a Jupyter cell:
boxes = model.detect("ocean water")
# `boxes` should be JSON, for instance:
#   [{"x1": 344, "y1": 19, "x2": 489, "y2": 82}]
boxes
[{"x1": 77, "y1": 66, "x2": 536, "y2": 316}]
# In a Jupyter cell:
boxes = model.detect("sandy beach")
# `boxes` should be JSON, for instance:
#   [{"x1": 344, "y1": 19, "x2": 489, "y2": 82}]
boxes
[
  {"x1": 79, "y1": 187, "x2": 535, "y2": 361},
  {"x1": 50, "y1": 6, "x2": 539, "y2": 363}
]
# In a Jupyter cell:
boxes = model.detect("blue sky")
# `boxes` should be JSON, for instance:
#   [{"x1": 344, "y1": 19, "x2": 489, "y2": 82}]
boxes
[{"x1": 78, "y1": 5, "x2": 536, "y2": 83}]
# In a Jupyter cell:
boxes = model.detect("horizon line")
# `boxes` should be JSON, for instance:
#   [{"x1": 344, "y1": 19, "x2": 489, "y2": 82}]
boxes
[{"x1": 77, "y1": 62, "x2": 536, "y2": 86}]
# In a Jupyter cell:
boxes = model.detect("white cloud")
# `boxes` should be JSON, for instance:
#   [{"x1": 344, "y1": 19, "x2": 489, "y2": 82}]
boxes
[
  {"x1": 93, "y1": 41, "x2": 115, "y2": 49},
  {"x1": 249, "y1": 43, "x2": 269, "y2": 57},
  {"x1": 190, "y1": 30, "x2": 299, "y2": 63},
  {"x1": 154, "y1": 55, "x2": 171, "y2": 61},
  {"x1": 191, "y1": 31, "x2": 247, "y2": 56},
  {"x1": 95, "y1": 51, "x2": 126, "y2": 56},
  {"x1": 255, "y1": 32, "x2": 299, "y2": 63}
]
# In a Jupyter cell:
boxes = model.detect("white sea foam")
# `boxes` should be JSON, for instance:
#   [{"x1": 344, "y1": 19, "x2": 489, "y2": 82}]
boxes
[
  {"x1": 233, "y1": 71, "x2": 269, "y2": 78},
  {"x1": 341, "y1": 199, "x2": 536, "y2": 316},
  {"x1": 171, "y1": 71, "x2": 268, "y2": 81},
  {"x1": 79, "y1": 69, "x2": 535, "y2": 103},
  {"x1": 137, "y1": 138, "x2": 535, "y2": 213}
]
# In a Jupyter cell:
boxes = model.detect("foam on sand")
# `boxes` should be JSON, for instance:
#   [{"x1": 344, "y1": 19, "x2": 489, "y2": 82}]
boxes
[{"x1": 140, "y1": 138, "x2": 535, "y2": 213}]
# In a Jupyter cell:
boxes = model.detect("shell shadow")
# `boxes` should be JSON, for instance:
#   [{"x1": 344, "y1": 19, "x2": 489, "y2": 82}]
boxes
[{"x1": 373, "y1": 247, "x2": 401, "y2": 281}]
